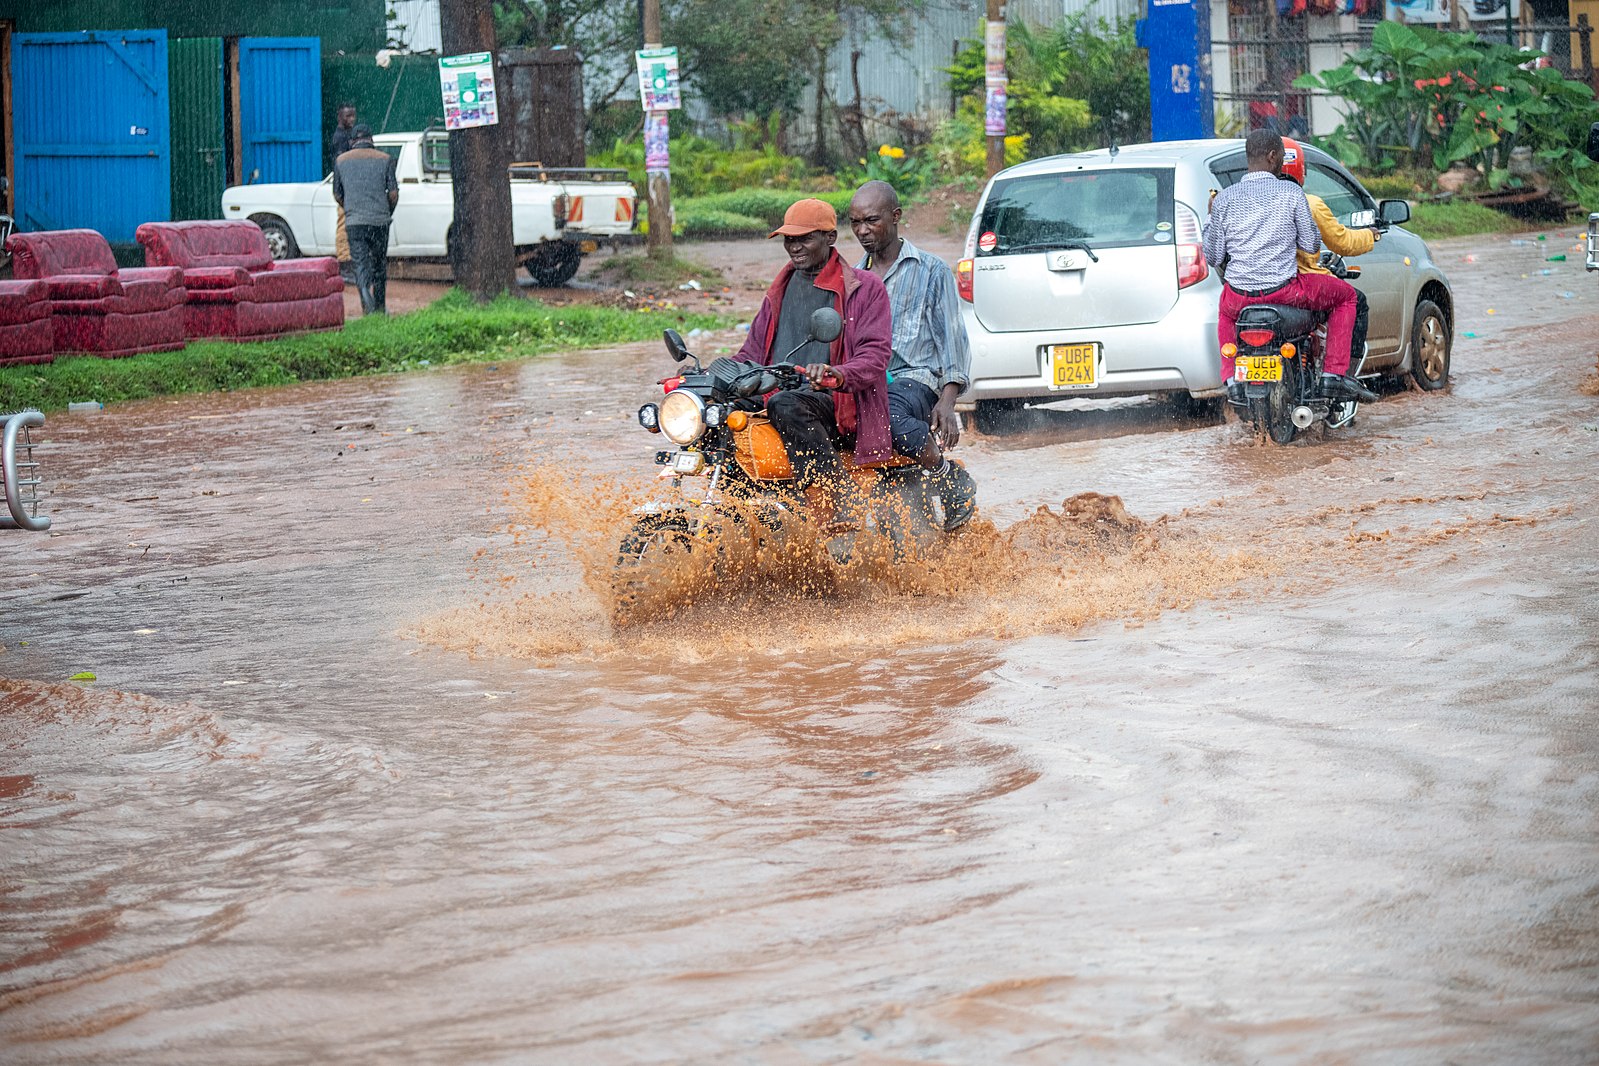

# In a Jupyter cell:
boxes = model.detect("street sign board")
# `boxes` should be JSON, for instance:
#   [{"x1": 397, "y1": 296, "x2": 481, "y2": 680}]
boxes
[{"x1": 439, "y1": 51, "x2": 499, "y2": 130}]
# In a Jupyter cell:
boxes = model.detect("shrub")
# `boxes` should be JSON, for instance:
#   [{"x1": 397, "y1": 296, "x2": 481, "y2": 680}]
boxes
[
  {"x1": 1296, "y1": 21, "x2": 1599, "y2": 198},
  {"x1": 1356, "y1": 173, "x2": 1421, "y2": 200},
  {"x1": 590, "y1": 135, "x2": 821, "y2": 198}
]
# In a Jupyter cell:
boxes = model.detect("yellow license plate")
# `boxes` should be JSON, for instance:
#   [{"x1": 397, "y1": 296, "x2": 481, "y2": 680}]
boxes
[
  {"x1": 1236, "y1": 354, "x2": 1282, "y2": 382},
  {"x1": 1048, "y1": 343, "x2": 1098, "y2": 390}
]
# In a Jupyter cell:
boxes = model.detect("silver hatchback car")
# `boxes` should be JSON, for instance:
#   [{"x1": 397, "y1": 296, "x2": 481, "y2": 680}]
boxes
[{"x1": 956, "y1": 139, "x2": 1454, "y2": 433}]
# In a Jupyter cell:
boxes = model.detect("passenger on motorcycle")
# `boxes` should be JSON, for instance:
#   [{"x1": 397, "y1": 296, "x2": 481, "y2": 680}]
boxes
[
  {"x1": 847, "y1": 180, "x2": 978, "y2": 531},
  {"x1": 733, "y1": 198, "x2": 893, "y2": 533},
  {"x1": 1204, "y1": 129, "x2": 1376, "y2": 405},
  {"x1": 1278, "y1": 136, "x2": 1379, "y2": 370}
]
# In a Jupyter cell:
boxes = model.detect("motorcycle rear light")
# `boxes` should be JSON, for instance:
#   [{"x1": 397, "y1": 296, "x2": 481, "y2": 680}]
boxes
[
  {"x1": 956, "y1": 258, "x2": 974, "y2": 302},
  {"x1": 661, "y1": 376, "x2": 684, "y2": 393},
  {"x1": 638, "y1": 403, "x2": 660, "y2": 432},
  {"x1": 1238, "y1": 329, "x2": 1275, "y2": 347},
  {"x1": 1174, "y1": 203, "x2": 1207, "y2": 289},
  {"x1": 1280, "y1": 342, "x2": 1296, "y2": 358}
]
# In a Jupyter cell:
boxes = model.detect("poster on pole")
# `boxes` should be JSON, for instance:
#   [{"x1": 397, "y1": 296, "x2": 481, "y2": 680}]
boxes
[
  {"x1": 1464, "y1": 0, "x2": 1519, "y2": 19},
  {"x1": 984, "y1": 20, "x2": 1006, "y2": 80},
  {"x1": 644, "y1": 111, "x2": 671, "y2": 173},
  {"x1": 439, "y1": 52, "x2": 498, "y2": 130},
  {"x1": 636, "y1": 47, "x2": 682, "y2": 111},
  {"x1": 984, "y1": 80, "x2": 1008, "y2": 136}
]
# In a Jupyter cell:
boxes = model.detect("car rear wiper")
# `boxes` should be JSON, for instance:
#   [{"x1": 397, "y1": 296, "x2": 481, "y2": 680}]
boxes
[{"x1": 1000, "y1": 239, "x2": 1099, "y2": 262}]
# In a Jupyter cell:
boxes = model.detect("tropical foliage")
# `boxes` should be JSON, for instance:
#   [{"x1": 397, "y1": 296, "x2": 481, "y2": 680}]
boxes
[{"x1": 1295, "y1": 22, "x2": 1599, "y2": 194}]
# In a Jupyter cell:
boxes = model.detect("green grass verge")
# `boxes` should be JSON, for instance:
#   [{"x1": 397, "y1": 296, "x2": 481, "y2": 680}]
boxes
[
  {"x1": 1, "y1": 290, "x2": 734, "y2": 412},
  {"x1": 592, "y1": 253, "x2": 727, "y2": 287},
  {"x1": 1405, "y1": 200, "x2": 1530, "y2": 240}
]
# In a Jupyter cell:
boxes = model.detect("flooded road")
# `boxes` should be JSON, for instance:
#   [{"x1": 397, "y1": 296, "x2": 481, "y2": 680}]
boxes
[{"x1": 3, "y1": 233, "x2": 1598, "y2": 1063}]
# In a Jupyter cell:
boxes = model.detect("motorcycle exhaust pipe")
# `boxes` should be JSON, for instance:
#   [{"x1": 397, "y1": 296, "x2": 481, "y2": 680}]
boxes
[{"x1": 1291, "y1": 405, "x2": 1317, "y2": 430}]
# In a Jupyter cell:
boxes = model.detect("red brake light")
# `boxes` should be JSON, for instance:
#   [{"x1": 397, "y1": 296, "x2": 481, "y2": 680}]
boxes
[
  {"x1": 1174, "y1": 202, "x2": 1208, "y2": 289},
  {"x1": 1238, "y1": 329, "x2": 1276, "y2": 347},
  {"x1": 661, "y1": 376, "x2": 683, "y2": 393},
  {"x1": 956, "y1": 258, "x2": 973, "y2": 302}
]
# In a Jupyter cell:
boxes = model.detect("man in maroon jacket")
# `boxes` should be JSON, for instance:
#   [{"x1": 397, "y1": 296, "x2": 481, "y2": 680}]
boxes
[{"x1": 734, "y1": 198, "x2": 893, "y2": 533}]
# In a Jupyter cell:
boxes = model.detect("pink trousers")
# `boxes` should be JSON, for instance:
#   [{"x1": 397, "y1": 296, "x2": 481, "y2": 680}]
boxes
[{"x1": 1218, "y1": 272, "x2": 1359, "y2": 378}]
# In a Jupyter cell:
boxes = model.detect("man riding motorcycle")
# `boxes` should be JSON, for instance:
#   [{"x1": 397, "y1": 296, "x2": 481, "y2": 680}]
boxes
[{"x1": 732, "y1": 198, "x2": 893, "y2": 534}]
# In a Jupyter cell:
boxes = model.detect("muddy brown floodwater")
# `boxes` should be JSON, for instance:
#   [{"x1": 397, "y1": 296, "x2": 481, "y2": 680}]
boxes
[{"x1": 3, "y1": 233, "x2": 1598, "y2": 1064}]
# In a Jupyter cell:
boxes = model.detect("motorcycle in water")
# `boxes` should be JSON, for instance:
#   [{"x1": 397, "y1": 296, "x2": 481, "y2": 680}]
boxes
[
  {"x1": 1226, "y1": 248, "x2": 1375, "y2": 445},
  {"x1": 1, "y1": 409, "x2": 49, "y2": 531},
  {"x1": 613, "y1": 307, "x2": 955, "y2": 625}
]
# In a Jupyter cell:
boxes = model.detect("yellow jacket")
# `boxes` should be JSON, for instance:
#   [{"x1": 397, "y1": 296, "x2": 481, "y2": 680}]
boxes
[{"x1": 1298, "y1": 193, "x2": 1375, "y2": 275}]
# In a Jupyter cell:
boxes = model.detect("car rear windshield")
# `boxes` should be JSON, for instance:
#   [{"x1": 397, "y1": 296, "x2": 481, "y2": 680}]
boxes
[{"x1": 975, "y1": 168, "x2": 1175, "y2": 256}]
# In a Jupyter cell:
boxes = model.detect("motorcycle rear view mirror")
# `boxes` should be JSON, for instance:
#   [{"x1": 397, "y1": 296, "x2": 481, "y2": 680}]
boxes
[
  {"x1": 808, "y1": 307, "x2": 843, "y2": 344},
  {"x1": 662, "y1": 328, "x2": 691, "y2": 363},
  {"x1": 1377, "y1": 199, "x2": 1411, "y2": 227}
]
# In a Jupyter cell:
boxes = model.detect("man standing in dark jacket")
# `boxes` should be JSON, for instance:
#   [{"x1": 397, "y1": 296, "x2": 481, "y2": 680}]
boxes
[
  {"x1": 333, "y1": 125, "x2": 398, "y2": 315},
  {"x1": 734, "y1": 198, "x2": 892, "y2": 535}
]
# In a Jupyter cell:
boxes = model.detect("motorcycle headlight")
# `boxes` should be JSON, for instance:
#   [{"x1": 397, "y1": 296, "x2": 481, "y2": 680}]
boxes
[{"x1": 659, "y1": 389, "x2": 706, "y2": 445}]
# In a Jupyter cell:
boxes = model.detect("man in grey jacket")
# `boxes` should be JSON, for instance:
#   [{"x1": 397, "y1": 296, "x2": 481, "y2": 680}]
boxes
[{"x1": 333, "y1": 125, "x2": 398, "y2": 315}]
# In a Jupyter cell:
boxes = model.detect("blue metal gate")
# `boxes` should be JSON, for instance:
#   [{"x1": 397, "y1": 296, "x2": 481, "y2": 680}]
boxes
[
  {"x1": 12, "y1": 31, "x2": 172, "y2": 242},
  {"x1": 238, "y1": 38, "x2": 323, "y2": 184}
]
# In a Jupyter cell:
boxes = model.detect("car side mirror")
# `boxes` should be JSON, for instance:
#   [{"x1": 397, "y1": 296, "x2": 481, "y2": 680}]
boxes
[
  {"x1": 808, "y1": 307, "x2": 843, "y2": 344},
  {"x1": 662, "y1": 328, "x2": 691, "y2": 362},
  {"x1": 1587, "y1": 122, "x2": 1599, "y2": 164},
  {"x1": 1378, "y1": 199, "x2": 1411, "y2": 226},
  {"x1": 1348, "y1": 209, "x2": 1376, "y2": 229}
]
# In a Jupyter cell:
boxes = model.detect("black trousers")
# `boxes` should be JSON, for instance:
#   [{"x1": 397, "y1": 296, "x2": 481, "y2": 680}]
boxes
[
  {"x1": 887, "y1": 379, "x2": 937, "y2": 458},
  {"x1": 346, "y1": 223, "x2": 390, "y2": 315},
  {"x1": 1352, "y1": 289, "x2": 1369, "y2": 370},
  {"x1": 766, "y1": 386, "x2": 854, "y2": 489}
]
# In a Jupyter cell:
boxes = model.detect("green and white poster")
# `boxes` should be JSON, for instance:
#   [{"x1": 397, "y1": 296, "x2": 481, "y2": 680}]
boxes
[{"x1": 439, "y1": 52, "x2": 499, "y2": 131}]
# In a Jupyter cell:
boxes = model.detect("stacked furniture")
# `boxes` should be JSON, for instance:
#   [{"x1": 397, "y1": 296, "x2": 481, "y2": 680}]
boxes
[
  {"x1": 5, "y1": 230, "x2": 185, "y2": 357},
  {"x1": 0, "y1": 281, "x2": 54, "y2": 366},
  {"x1": 135, "y1": 220, "x2": 343, "y2": 340}
]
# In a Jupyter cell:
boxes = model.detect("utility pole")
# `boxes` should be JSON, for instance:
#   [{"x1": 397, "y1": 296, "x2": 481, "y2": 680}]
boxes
[
  {"x1": 439, "y1": 0, "x2": 514, "y2": 299},
  {"x1": 985, "y1": 0, "x2": 1006, "y2": 178},
  {"x1": 643, "y1": 0, "x2": 674, "y2": 260}
]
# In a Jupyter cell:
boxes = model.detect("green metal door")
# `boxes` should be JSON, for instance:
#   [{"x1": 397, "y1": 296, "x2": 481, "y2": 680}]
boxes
[{"x1": 169, "y1": 37, "x2": 225, "y2": 220}]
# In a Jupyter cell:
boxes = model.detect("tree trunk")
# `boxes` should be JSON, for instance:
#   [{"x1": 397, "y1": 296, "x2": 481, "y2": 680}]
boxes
[
  {"x1": 811, "y1": 46, "x2": 829, "y2": 167},
  {"x1": 440, "y1": 0, "x2": 515, "y2": 301}
]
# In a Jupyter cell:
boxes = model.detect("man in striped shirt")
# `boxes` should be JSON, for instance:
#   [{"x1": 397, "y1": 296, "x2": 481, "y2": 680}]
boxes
[
  {"x1": 848, "y1": 180, "x2": 978, "y2": 531},
  {"x1": 1204, "y1": 129, "x2": 1375, "y2": 404}
]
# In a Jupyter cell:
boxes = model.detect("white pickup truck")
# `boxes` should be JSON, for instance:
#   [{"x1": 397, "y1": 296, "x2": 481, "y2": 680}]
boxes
[{"x1": 221, "y1": 129, "x2": 638, "y2": 286}]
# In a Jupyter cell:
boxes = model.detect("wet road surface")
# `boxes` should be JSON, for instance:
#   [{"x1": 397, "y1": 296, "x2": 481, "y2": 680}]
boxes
[{"x1": 2, "y1": 232, "x2": 1598, "y2": 1063}]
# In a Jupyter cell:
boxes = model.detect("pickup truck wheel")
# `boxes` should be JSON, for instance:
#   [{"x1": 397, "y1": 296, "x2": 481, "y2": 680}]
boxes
[
  {"x1": 525, "y1": 240, "x2": 583, "y2": 287},
  {"x1": 253, "y1": 217, "x2": 300, "y2": 261}
]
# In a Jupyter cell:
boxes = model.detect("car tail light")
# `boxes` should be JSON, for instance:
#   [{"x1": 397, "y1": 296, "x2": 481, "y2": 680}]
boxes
[
  {"x1": 1238, "y1": 329, "x2": 1275, "y2": 347},
  {"x1": 956, "y1": 258, "x2": 974, "y2": 302},
  {"x1": 1175, "y1": 202, "x2": 1207, "y2": 289}
]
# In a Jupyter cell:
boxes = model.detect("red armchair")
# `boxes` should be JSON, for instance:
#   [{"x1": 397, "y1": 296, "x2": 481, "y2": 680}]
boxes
[
  {"x1": 5, "y1": 230, "x2": 185, "y2": 357},
  {"x1": 135, "y1": 221, "x2": 344, "y2": 340},
  {"x1": 0, "y1": 281, "x2": 54, "y2": 366}
]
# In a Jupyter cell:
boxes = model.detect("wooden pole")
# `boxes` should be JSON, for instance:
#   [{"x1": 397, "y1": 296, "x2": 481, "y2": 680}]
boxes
[
  {"x1": 985, "y1": 0, "x2": 1006, "y2": 178},
  {"x1": 439, "y1": 0, "x2": 514, "y2": 300},
  {"x1": 643, "y1": 0, "x2": 673, "y2": 260}
]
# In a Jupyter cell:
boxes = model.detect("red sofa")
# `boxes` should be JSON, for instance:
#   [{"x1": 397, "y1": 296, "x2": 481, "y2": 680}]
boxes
[
  {"x1": 5, "y1": 230, "x2": 185, "y2": 357},
  {"x1": 135, "y1": 220, "x2": 344, "y2": 340},
  {"x1": 0, "y1": 281, "x2": 54, "y2": 366}
]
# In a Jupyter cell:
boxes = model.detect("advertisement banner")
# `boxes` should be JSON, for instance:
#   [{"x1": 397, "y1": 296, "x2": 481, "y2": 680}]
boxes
[
  {"x1": 1385, "y1": 0, "x2": 1453, "y2": 24},
  {"x1": 636, "y1": 47, "x2": 682, "y2": 111},
  {"x1": 439, "y1": 52, "x2": 498, "y2": 131},
  {"x1": 984, "y1": 79, "x2": 1008, "y2": 136},
  {"x1": 644, "y1": 111, "x2": 671, "y2": 173}
]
